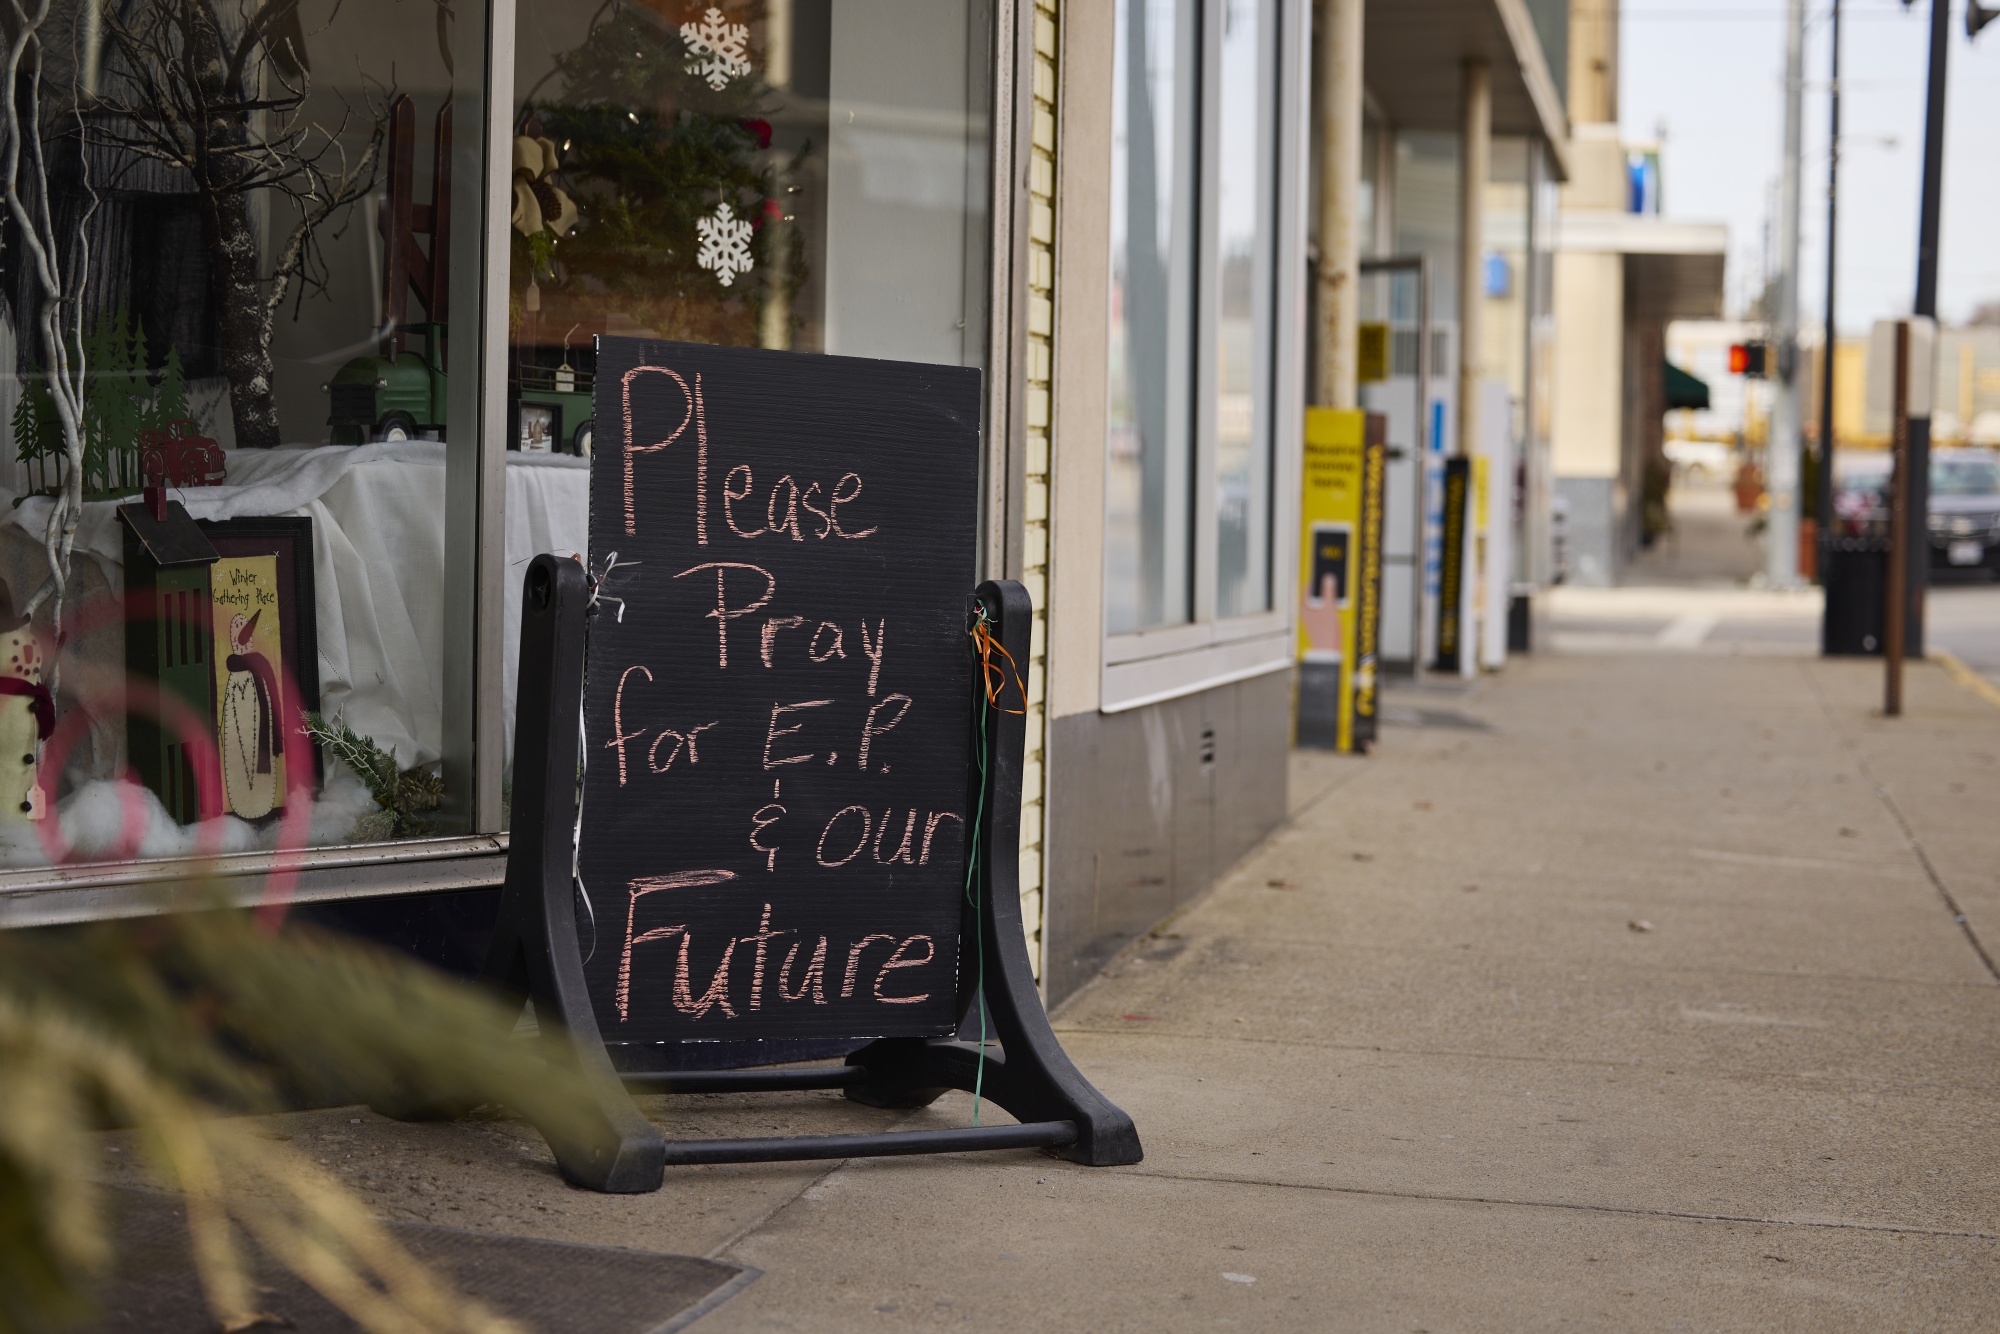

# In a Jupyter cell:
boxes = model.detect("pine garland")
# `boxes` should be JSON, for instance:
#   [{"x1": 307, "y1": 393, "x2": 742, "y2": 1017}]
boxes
[{"x1": 300, "y1": 711, "x2": 444, "y2": 839}]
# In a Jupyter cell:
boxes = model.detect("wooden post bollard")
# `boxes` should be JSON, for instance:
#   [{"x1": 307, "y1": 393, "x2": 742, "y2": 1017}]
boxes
[{"x1": 1884, "y1": 319, "x2": 1909, "y2": 717}]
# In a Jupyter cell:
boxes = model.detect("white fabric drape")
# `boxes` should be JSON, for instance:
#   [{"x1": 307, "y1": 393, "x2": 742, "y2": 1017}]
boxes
[{"x1": 0, "y1": 442, "x2": 589, "y2": 784}]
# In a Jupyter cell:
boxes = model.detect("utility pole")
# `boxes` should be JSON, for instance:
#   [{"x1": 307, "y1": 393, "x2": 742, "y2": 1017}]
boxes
[
  {"x1": 1816, "y1": 0, "x2": 1841, "y2": 568},
  {"x1": 1901, "y1": 0, "x2": 1953, "y2": 655},
  {"x1": 1314, "y1": 0, "x2": 1363, "y2": 410},
  {"x1": 1766, "y1": 0, "x2": 1806, "y2": 587}
]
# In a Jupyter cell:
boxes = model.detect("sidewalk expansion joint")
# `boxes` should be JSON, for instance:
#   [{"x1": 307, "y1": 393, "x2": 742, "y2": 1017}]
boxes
[
  {"x1": 1115, "y1": 1168, "x2": 2000, "y2": 1241},
  {"x1": 1057, "y1": 1026, "x2": 2000, "y2": 1095},
  {"x1": 699, "y1": 1104, "x2": 943, "y2": 1262},
  {"x1": 1087, "y1": 937, "x2": 2000, "y2": 993}
]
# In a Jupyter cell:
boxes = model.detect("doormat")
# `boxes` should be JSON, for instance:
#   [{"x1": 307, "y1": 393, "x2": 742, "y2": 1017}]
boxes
[{"x1": 78, "y1": 1186, "x2": 757, "y2": 1334}]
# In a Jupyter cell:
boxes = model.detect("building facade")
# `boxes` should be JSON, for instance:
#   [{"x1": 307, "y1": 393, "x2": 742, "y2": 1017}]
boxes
[
  {"x1": 0, "y1": 0, "x2": 1580, "y2": 1019},
  {"x1": 1545, "y1": 3, "x2": 1727, "y2": 585}
]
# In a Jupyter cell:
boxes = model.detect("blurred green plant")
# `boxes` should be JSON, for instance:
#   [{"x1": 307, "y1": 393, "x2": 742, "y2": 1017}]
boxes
[
  {"x1": 302, "y1": 710, "x2": 446, "y2": 840},
  {"x1": 0, "y1": 903, "x2": 602, "y2": 1333}
]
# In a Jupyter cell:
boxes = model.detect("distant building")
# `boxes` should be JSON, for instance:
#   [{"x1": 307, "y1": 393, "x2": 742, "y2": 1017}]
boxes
[{"x1": 1544, "y1": 5, "x2": 1728, "y2": 586}]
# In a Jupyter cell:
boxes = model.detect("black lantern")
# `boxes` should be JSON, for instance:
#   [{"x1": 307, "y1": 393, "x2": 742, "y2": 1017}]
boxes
[{"x1": 118, "y1": 486, "x2": 220, "y2": 824}]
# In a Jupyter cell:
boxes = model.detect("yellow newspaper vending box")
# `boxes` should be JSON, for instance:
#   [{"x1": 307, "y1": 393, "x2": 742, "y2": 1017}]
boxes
[{"x1": 1297, "y1": 408, "x2": 1386, "y2": 751}]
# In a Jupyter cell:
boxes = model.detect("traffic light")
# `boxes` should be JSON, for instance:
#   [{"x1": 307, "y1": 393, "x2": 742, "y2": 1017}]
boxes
[{"x1": 1728, "y1": 340, "x2": 1768, "y2": 378}]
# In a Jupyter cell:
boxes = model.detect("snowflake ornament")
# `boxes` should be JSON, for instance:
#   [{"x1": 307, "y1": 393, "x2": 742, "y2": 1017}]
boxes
[
  {"x1": 681, "y1": 6, "x2": 751, "y2": 91},
  {"x1": 695, "y1": 200, "x2": 755, "y2": 287}
]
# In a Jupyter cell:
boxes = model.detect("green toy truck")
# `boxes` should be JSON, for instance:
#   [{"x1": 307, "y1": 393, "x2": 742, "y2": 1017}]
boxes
[{"x1": 324, "y1": 322, "x2": 593, "y2": 455}]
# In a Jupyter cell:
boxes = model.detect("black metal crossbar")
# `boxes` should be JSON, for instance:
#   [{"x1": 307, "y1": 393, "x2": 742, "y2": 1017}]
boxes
[
  {"x1": 620, "y1": 1066, "x2": 867, "y2": 1095},
  {"x1": 657, "y1": 1121, "x2": 1078, "y2": 1167}
]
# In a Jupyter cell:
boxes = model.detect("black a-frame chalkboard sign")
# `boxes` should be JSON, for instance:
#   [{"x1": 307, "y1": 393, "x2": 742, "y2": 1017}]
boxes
[{"x1": 481, "y1": 339, "x2": 1140, "y2": 1193}]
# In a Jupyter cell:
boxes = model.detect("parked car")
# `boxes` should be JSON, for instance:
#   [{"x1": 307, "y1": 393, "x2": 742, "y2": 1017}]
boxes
[
  {"x1": 1832, "y1": 448, "x2": 2000, "y2": 577},
  {"x1": 1928, "y1": 449, "x2": 2000, "y2": 575}
]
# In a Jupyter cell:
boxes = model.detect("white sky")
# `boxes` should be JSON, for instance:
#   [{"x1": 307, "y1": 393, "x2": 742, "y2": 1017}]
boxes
[{"x1": 1619, "y1": 0, "x2": 2000, "y2": 332}]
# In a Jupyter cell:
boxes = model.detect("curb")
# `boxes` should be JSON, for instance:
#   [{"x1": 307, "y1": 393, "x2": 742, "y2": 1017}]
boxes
[{"x1": 1932, "y1": 649, "x2": 2000, "y2": 714}]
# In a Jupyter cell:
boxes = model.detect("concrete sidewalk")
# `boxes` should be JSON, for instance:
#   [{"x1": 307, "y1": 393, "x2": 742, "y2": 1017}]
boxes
[{"x1": 130, "y1": 646, "x2": 2000, "y2": 1331}]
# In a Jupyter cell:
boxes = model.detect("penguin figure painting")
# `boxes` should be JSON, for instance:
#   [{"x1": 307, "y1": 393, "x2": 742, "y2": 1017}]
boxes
[
  {"x1": 0, "y1": 583, "x2": 52, "y2": 821},
  {"x1": 220, "y1": 607, "x2": 282, "y2": 820}
]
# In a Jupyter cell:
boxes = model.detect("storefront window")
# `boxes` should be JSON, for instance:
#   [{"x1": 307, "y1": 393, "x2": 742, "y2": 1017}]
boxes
[
  {"x1": 1106, "y1": 0, "x2": 1284, "y2": 639},
  {"x1": 0, "y1": 0, "x2": 484, "y2": 868},
  {"x1": 501, "y1": 0, "x2": 993, "y2": 795},
  {"x1": 1106, "y1": 0, "x2": 1195, "y2": 635},
  {"x1": 0, "y1": 0, "x2": 995, "y2": 887},
  {"x1": 1211, "y1": 0, "x2": 1275, "y2": 620},
  {"x1": 509, "y1": 0, "x2": 991, "y2": 376}
]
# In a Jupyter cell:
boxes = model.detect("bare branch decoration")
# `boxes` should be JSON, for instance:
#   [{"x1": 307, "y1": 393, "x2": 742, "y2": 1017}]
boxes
[
  {"x1": 90, "y1": 0, "x2": 389, "y2": 448},
  {"x1": 1, "y1": 0, "x2": 98, "y2": 640}
]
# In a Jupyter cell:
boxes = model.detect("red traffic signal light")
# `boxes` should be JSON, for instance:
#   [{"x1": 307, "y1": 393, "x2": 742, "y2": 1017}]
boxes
[{"x1": 1728, "y1": 341, "x2": 1768, "y2": 378}]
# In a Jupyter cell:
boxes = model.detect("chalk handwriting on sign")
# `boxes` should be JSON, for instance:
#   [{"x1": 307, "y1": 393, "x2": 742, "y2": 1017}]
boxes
[{"x1": 582, "y1": 338, "x2": 981, "y2": 1044}]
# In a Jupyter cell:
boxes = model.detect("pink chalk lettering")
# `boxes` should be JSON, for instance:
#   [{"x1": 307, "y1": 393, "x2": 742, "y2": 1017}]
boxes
[
  {"x1": 764, "y1": 699, "x2": 834, "y2": 769},
  {"x1": 808, "y1": 621, "x2": 846, "y2": 663},
  {"x1": 607, "y1": 665, "x2": 653, "y2": 786},
  {"x1": 857, "y1": 694, "x2": 912, "y2": 770},
  {"x1": 780, "y1": 937, "x2": 828, "y2": 1004},
  {"x1": 620, "y1": 366, "x2": 698, "y2": 540},
  {"x1": 920, "y1": 811, "x2": 963, "y2": 864},
  {"x1": 766, "y1": 475, "x2": 804, "y2": 540},
  {"x1": 842, "y1": 934, "x2": 896, "y2": 998},
  {"x1": 749, "y1": 801, "x2": 785, "y2": 870},
  {"x1": 816, "y1": 805, "x2": 872, "y2": 867},
  {"x1": 800, "y1": 481, "x2": 831, "y2": 538},
  {"x1": 743, "y1": 902, "x2": 791, "y2": 1011},
  {"x1": 675, "y1": 561, "x2": 775, "y2": 667},
  {"x1": 873, "y1": 808, "x2": 917, "y2": 865},
  {"x1": 647, "y1": 720, "x2": 717, "y2": 773},
  {"x1": 616, "y1": 869, "x2": 735, "y2": 1020},
  {"x1": 760, "y1": 615, "x2": 807, "y2": 668},
  {"x1": 858, "y1": 619, "x2": 886, "y2": 696},
  {"x1": 722, "y1": 464, "x2": 762, "y2": 539},
  {"x1": 874, "y1": 935, "x2": 935, "y2": 1004},
  {"x1": 829, "y1": 472, "x2": 878, "y2": 539},
  {"x1": 692, "y1": 373, "x2": 711, "y2": 541},
  {"x1": 673, "y1": 930, "x2": 739, "y2": 1019}
]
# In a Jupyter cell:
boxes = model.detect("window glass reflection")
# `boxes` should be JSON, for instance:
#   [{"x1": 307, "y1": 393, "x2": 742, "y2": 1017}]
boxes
[
  {"x1": 501, "y1": 0, "x2": 994, "y2": 803},
  {"x1": 1212, "y1": 0, "x2": 1273, "y2": 619},
  {"x1": 0, "y1": 0, "x2": 479, "y2": 864},
  {"x1": 509, "y1": 0, "x2": 991, "y2": 405},
  {"x1": 1106, "y1": 0, "x2": 1193, "y2": 634}
]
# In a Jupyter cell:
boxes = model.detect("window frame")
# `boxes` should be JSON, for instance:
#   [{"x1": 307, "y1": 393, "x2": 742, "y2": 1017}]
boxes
[
  {"x1": 1099, "y1": 0, "x2": 1306, "y2": 714},
  {"x1": 0, "y1": 0, "x2": 1022, "y2": 920}
]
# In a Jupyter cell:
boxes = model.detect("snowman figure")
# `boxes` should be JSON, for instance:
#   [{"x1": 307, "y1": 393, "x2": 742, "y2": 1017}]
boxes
[
  {"x1": 220, "y1": 609, "x2": 280, "y2": 820},
  {"x1": 0, "y1": 584, "x2": 51, "y2": 821}
]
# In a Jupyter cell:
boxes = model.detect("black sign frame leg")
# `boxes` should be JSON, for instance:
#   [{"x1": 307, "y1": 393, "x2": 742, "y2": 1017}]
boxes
[
  {"x1": 477, "y1": 557, "x2": 1139, "y2": 1193},
  {"x1": 477, "y1": 555, "x2": 669, "y2": 1192},
  {"x1": 830, "y1": 579, "x2": 1142, "y2": 1167}
]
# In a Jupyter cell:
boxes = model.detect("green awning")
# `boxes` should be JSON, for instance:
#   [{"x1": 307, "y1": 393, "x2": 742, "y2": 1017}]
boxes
[{"x1": 1665, "y1": 361, "x2": 1710, "y2": 411}]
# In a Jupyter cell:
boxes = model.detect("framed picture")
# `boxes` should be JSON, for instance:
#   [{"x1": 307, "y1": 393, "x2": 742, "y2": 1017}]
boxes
[{"x1": 196, "y1": 516, "x2": 321, "y2": 817}]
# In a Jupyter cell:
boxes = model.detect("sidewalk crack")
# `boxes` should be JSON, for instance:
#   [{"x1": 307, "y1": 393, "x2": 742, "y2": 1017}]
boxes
[
  {"x1": 699, "y1": 1105, "x2": 941, "y2": 1262},
  {"x1": 1116, "y1": 1167, "x2": 2000, "y2": 1240},
  {"x1": 1802, "y1": 661, "x2": 2000, "y2": 983}
]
